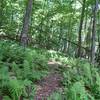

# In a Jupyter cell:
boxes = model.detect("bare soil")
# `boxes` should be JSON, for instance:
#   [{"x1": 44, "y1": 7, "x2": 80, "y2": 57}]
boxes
[{"x1": 34, "y1": 60, "x2": 63, "y2": 100}]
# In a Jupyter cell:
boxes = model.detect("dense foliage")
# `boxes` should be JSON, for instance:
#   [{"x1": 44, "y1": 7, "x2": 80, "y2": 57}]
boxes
[
  {"x1": 0, "y1": 0, "x2": 100, "y2": 99},
  {"x1": 0, "y1": 41, "x2": 48, "y2": 99},
  {"x1": 0, "y1": 0, "x2": 100, "y2": 61},
  {"x1": 0, "y1": 41, "x2": 100, "y2": 99}
]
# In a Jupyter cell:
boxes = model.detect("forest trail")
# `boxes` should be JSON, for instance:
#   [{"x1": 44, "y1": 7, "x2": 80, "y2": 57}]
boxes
[{"x1": 34, "y1": 60, "x2": 63, "y2": 100}]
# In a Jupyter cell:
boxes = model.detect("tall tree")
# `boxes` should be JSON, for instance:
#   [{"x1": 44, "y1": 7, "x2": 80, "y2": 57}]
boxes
[
  {"x1": 91, "y1": 0, "x2": 98, "y2": 64},
  {"x1": 20, "y1": 0, "x2": 33, "y2": 47},
  {"x1": 85, "y1": 16, "x2": 92, "y2": 59},
  {"x1": 0, "y1": 0, "x2": 6, "y2": 30},
  {"x1": 77, "y1": 0, "x2": 86, "y2": 57}
]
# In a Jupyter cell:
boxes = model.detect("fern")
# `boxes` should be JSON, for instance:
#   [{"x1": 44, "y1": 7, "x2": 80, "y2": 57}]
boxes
[
  {"x1": 67, "y1": 81, "x2": 94, "y2": 100},
  {"x1": 3, "y1": 96, "x2": 11, "y2": 100},
  {"x1": 8, "y1": 79, "x2": 24, "y2": 100},
  {"x1": 48, "y1": 92, "x2": 63, "y2": 100}
]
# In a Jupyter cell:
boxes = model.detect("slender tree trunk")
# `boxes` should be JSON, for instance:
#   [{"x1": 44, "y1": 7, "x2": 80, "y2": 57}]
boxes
[
  {"x1": 0, "y1": 0, "x2": 4, "y2": 29},
  {"x1": 85, "y1": 16, "x2": 92, "y2": 59},
  {"x1": 67, "y1": 17, "x2": 72, "y2": 55},
  {"x1": 77, "y1": 0, "x2": 86, "y2": 57},
  {"x1": 91, "y1": 0, "x2": 98, "y2": 64},
  {"x1": 20, "y1": 0, "x2": 33, "y2": 47},
  {"x1": 0, "y1": 96, "x2": 3, "y2": 100},
  {"x1": 58, "y1": 22, "x2": 63, "y2": 51},
  {"x1": 84, "y1": 6, "x2": 88, "y2": 33},
  {"x1": 96, "y1": 10, "x2": 100, "y2": 64}
]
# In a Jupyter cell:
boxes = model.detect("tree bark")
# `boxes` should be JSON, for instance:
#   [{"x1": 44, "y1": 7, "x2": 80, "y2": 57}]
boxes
[
  {"x1": 20, "y1": 0, "x2": 33, "y2": 47},
  {"x1": 85, "y1": 16, "x2": 93, "y2": 59},
  {"x1": 91, "y1": 0, "x2": 98, "y2": 64},
  {"x1": 77, "y1": 0, "x2": 86, "y2": 57},
  {"x1": 0, "y1": 96, "x2": 3, "y2": 100},
  {"x1": 0, "y1": 0, "x2": 4, "y2": 29},
  {"x1": 67, "y1": 17, "x2": 72, "y2": 55}
]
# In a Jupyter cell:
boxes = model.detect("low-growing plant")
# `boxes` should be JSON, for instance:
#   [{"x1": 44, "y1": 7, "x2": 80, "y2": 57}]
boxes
[{"x1": 61, "y1": 59, "x2": 100, "y2": 100}]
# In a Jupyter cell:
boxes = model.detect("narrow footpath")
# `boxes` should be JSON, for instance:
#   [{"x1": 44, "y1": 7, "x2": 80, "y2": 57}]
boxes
[{"x1": 34, "y1": 60, "x2": 63, "y2": 100}]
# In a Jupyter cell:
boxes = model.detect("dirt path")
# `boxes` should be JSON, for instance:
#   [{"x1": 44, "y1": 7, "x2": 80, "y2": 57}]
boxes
[{"x1": 34, "y1": 60, "x2": 63, "y2": 100}]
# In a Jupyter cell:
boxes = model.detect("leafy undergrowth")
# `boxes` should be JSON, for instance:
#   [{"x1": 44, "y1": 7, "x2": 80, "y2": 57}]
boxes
[
  {"x1": 0, "y1": 41, "x2": 49, "y2": 99},
  {"x1": 0, "y1": 40, "x2": 100, "y2": 100},
  {"x1": 48, "y1": 59, "x2": 100, "y2": 100}
]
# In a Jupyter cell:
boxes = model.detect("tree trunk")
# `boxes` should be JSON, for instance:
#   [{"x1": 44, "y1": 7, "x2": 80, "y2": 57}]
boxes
[
  {"x1": 85, "y1": 16, "x2": 93, "y2": 59},
  {"x1": 0, "y1": 96, "x2": 3, "y2": 100},
  {"x1": 20, "y1": 0, "x2": 33, "y2": 47},
  {"x1": 67, "y1": 17, "x2": 72, "y2": 55},
  {"x1": 77, "y1": 0, "x2": 86, "y2": 57},
  {"x1": 91, "y1": 0, "x2": 98, "y2": 64},
  {"x1": 0, "y1": 0, "x2": 4, "y2": 29}
]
